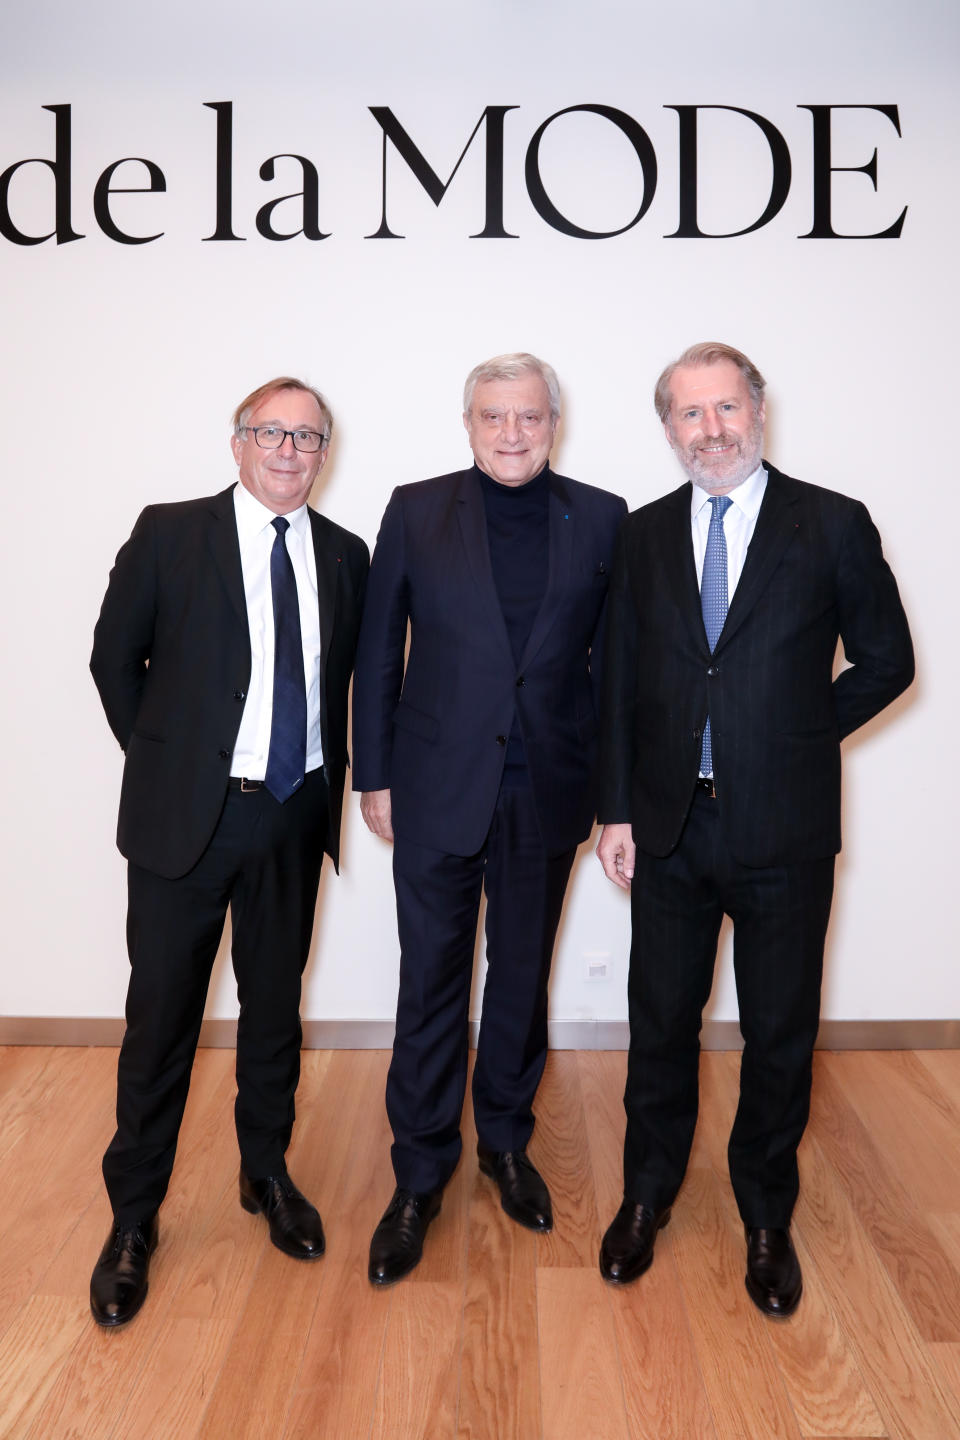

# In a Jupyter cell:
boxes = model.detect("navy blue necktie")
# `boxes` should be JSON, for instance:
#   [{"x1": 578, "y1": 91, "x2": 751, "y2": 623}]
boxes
[
  {"x1": 264, "y1": 517, "x2": 307, "y2": 803},
  {"x1": 699, "y1": 495, "x2": 733, "y2": 777}
]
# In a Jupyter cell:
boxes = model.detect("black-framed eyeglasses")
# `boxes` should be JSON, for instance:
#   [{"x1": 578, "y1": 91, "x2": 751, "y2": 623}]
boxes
[{"x1": 241, "y1": 425, "x2": 327, "y2": 453}]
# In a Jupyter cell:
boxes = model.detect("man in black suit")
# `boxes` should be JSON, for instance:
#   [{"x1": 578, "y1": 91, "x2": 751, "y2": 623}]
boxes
[
  {"x1": 89, "y1": 377, "x2": 368, "y2": 1326},
  {"x1": 596, "y1": 342, "x2": 913, "y2": 1316},
  {"x1": 353, "y1": 353, "x2": 626, "y2": 1284}
]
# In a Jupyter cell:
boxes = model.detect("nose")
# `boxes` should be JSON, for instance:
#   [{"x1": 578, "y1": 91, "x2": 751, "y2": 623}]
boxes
[
  {"x1": 702, "y1": 405, "x2": 724, "y2": 435},
  {"x1": 278, "y1": 430, "x2": 298, "y2": 454},
  {"x1": 501, "y1": 411, "x2": 521, "y2": 443}
]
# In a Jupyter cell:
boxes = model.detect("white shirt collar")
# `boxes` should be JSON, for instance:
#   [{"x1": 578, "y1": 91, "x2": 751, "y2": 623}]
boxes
[
  {"x1": 690, "y1": 463, "x2": 767, "y2": 523},
  {"x1": 233, "y1": 479, "x2": 310, "y2": 543}
]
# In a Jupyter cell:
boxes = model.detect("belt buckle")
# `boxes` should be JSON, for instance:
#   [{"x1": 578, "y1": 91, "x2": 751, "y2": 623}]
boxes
[{"x1": 240, "y1": 777, "x2": 262, "y2": 793}]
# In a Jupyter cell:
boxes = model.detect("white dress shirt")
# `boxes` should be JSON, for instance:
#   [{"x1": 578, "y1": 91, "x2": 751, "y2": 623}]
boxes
[
  {"x1": 690, "y1": 463, "x2": 768, "y2": 599},
  {"x1": 230, "y1": 482, "x2": 324, "y2": 780}
]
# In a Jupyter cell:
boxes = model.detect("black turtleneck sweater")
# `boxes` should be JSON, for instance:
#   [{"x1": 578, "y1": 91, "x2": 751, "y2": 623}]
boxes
[{"x1": 477, "y1": 463, "x2": 550, "y2": 780}]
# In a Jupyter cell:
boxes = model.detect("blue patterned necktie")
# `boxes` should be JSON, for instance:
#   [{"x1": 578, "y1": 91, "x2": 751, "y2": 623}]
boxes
[
  {"x1": 699, "y1": 494, "x2": 733, "y2": 776},
  {"x1": 264, "y1": 517, "x2": 307, "y2": 803}
]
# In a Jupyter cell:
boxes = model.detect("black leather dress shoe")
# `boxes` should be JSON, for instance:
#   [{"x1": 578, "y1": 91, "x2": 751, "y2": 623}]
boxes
[
  {"x1": 90, "y1": 1215, "x2": 158, "y2": 1327},
  {"x1": 477, "y1": 1145, "x2": 553, "y2": 1232},
  {"x1": 239, "y1": 1169, "x2": 325, "y2": 1260},
  {"x1": 599, "y1": 1200, "x2": 670, "y2": 1284},
  {"x1": 368, "y1": 1186, "x2": 442, "y2": 1286},
  {"x1": 744, "y1": 1227, "x2": 802, "y2": 1317}
]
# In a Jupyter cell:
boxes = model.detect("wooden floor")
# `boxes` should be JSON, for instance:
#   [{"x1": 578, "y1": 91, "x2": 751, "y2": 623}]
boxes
[{"x1": 1, "y1": 1046, "x2": 959, "y2": 1440}]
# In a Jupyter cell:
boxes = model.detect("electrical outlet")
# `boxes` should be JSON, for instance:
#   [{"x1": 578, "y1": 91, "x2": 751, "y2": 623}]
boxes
[{"x1": 584, "y1": 950, "x2": 611, "y2": 981}]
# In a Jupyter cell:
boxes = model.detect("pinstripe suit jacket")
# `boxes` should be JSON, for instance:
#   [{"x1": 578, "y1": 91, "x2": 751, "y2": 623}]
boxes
[{"x1": 598, "y1": 463, "x2": 914, "y2": 867}]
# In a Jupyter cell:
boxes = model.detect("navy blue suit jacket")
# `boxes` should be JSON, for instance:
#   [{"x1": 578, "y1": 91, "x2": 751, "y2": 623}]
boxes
[{"x1": 352, "y1": 465, "x2": 627, "y2": 857}]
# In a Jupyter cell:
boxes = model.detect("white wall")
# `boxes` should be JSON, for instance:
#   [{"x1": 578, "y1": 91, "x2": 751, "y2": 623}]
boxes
[{"x1": 1, "y1": 0, "x2": 955, "y2": 1027}]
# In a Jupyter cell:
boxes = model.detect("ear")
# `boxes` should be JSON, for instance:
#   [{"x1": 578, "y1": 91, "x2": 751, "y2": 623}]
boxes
[
  {"x1": 462, "y1": 411, "x2": 471, "y2": 435},
  {"x1": 230, "y1": 432, "x2": 243, "y2": 466}
]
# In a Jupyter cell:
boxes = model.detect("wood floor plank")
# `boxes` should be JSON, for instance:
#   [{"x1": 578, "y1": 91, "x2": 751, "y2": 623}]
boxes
[
  {"x1": 929, "y1": 1343, "x2": 960, "y2": 1425},
  {"x1": 0, "y1": 1047, "x2": 64, "y2": 1163},
  {"x1": 688, "y1": 1050, "x2": 742, "y2": 1184},
  {"x1": 605, "y1": 1231, "x2": 719, "y2": 1440},
  {"x1": 0, "y1": 1049, "x2": 117, "y2": 1329},
  {"x1": 533, "y1": 1051, "x2": 601, "y2": 1270},
  {"x1": 762, "y1": 1228, "x2": 887, "y2": 1438},
  {"x1": 809, "y1": 1055, "x2": 960, "y2": 1342},
  {"x1": 23, "y1": 1049, "x2": 246, "y2": 1440},
  {"x1": 823, "y1": 1051, "x2": 960, "y2": 1211},
  {"x1": 577, "y1": 1053, "x2": 719, "y2": 1438},
  {"x1": 671, "y1": 1166, "x2": 803, "y2": 1440},
  {"x1": 370, "y1": 1281, "x2": 463, "y2": 1440},
  {"x1": 194, "y1": 1048, "x2": 368, "y2": 1440},
  {"x1": 577, "y1": 1050, "x2": 627, "y2": 1226},
  {"x1": 537, "y1": 1266, "x2": 631, "y2": 1440},
  {"x1": 112, "y1": 1193, "x2": 266, "y2": 1439},
  {"x1": 797, "y1": 1130, "x2": 960, "y2": 1440},
  {"x1": 456, "y1": 1183, "x2": 541, "y2": 1440},
  {"x1": 0, "y1": 1296, "x2": 89, "y2": 1440},
  {"x1": 0, "y1": 1047, "x2": 116, "y2": 1203},
  {"x1": 915, "y1": 1049, "x2": 960, "y2": 1109},
  {"x1": 3, "y1": 1044, "x2": 959, "y2": 1440},
  {"x1": 283, "y1": 1051, "x2": 398, "y2": 1440}
]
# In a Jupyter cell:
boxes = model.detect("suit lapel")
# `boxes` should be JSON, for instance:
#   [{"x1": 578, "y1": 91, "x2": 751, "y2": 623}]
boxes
[
  {"x1": 657, "y1": 483, "x2": 706, "y2": 652},
  {"x1": 308, "y1": 509, "x2": 340, "y2": 664},
  {"x1": 518, "y1": 469, "x2": 573, "y2": 671},
  {"x1": 716, "y1": 465, "x2": 800, "y2": 653},
  {"x1": 207, "y1": 485, "x2": 248, "y2": 627},
  {"x1": 456, "y1": 468, "x2": 514, "y2": 659}
]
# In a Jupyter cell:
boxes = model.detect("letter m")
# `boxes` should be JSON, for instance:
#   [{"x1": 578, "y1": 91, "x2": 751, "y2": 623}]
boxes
[{"x1": 366, "y1": 106, "x2": 517, "y2": 239}]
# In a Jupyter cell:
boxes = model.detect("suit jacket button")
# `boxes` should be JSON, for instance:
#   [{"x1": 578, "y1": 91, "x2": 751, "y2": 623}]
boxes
[
  {"x1": 496, "y1": 735, "x2": 507, "y2": 745},
  {"x1": 218, "y1": 749, "x2": 230, "y2": 759},
  {"x1": 516, "y1": 676, "x2": 525, "y2": 687},
  {"x1": 707, "y1": 665, "x2": 719, "y2": 677},
  {"x1": 693, "y1": 728, "x2": 702, "y2": 740},
  {"x1": 233, "y1": 690, "x2": 246, "y2": 700}
]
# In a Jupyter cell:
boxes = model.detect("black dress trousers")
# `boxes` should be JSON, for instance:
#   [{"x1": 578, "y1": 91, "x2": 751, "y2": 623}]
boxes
[
  {"x1": 623, "y1": 788, "x2": 835, "y2": 1227},
  {"x1": 103, "y1": 769, "x2": 328, "y2": 1222}
]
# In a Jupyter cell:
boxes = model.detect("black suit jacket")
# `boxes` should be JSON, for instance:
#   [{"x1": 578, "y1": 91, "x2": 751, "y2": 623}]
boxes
[
  {"x1": 91, "y1": 484, "x2": 369, "y2": 879},
  {"x1": 352, "y1": 465, "x2": 627, "y2": 857},
  {"x1": 599, "y1": 463, "x2": 914, "y2": 866}
]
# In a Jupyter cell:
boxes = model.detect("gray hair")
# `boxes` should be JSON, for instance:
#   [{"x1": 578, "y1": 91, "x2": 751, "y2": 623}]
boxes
[
  {"x1": 654, "y1": 342, "x2": 766, "y2": 424},
  {"x1": 232, "y1": 377, "x2": 333, "y2": 444},
  {"x1": 463, "y1": 352, "x2": 561, "y2": 421}
]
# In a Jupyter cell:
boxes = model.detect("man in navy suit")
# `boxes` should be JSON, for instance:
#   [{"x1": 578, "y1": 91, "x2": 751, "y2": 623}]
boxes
[
  {"x1": 596, "y1": 342, "x2": 913, "y2": 1316},
  {"x1": 353, "y1": 353, "x2": 626, "y2": 1283},
  {"x1": 89, "y1": 378, "x2": 368, "y2": 1326}
]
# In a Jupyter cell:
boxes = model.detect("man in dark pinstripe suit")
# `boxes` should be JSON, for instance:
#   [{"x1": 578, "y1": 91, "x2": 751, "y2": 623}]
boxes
[{"x1": 595, "y1": 342, "x2": 913, "y2": 1317}]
